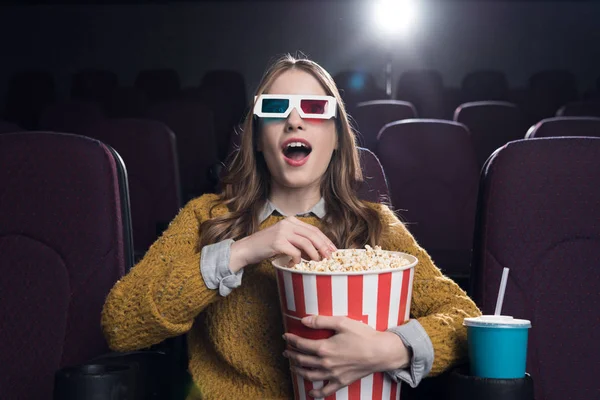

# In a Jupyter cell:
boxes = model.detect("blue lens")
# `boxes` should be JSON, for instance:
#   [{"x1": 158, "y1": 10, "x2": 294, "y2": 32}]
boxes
[{"x1": 262, "y1": 99, "x2": 289, "y2": 114}]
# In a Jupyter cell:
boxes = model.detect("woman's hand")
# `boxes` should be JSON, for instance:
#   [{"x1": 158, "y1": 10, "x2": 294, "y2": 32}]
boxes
[
  {"x1": 283, "y1": 316, "x2": 411, "y2": 398},
  {"x1": 229, "y1": 217, "x2": 337, "y2": 273}
]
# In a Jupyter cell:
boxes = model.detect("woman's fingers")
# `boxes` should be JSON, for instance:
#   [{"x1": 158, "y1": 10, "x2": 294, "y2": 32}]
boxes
[
  {"x1": 289, "y1": 234, "x2": 327, "y2": 261},
  {"x1": 291, "y1": 366, "x2": 332, "y2": 383},
  {"x1": 285, "y1": 221, "x2": 336, "y2": 260},
  {"x1": 310, "y1": 381, "x2": 344, "y2": 398},
  {"x1": 274, "y1": 240, "x2": 303, "y2": 265},
  {"x1": 284, "y1": 350, "x2": 322, "y2": 369},
  {"x1": 287, "y1": 217, "x2": 337, "y2": 251}
]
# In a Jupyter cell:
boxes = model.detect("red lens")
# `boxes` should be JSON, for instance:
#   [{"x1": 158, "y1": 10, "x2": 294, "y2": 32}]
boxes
[{"x1": 300, "y1": 99, "x2": 327, "y2": 115}]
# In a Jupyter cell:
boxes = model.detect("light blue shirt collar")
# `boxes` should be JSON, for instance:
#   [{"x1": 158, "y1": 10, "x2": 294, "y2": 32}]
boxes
[{"x1": 259, "y1": 197, "x2": 326, "y2": 223}]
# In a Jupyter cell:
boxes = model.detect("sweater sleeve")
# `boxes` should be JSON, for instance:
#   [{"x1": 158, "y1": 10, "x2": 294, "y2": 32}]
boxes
[
  {"x1": 377, "y1": 204, "x2": 482, "y2": 376},
  {"x1": 101, "y1": 196, "x2": 222, "y2": 352}
]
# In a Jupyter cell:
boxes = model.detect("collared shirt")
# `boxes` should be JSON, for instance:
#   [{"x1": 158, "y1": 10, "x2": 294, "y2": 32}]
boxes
[
  {"x1": 200, "y1": 198, "x2": 326, "y2": 297},
  {"x1": 258, "y1": 197, "x2": 326, "y2": 222},
  {"x1": 199, "y1": 197, "x2": 434, "y2": 387}
]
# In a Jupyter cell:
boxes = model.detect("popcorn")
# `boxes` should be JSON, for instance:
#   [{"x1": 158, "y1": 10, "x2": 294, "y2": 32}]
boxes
[{"x1": 287, "y1": 245, "x2": 410, "y2": 272}]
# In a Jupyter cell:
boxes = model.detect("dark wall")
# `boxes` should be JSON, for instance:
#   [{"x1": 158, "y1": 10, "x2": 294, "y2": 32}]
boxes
[{"x1": 1, "y1": 1, "x2": 599, "y2": 107}]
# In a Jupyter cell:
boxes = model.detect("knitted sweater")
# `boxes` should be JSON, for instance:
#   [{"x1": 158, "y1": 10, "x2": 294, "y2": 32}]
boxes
[{"x1": 101, "y1": 194, "x2": 481, "y2": 399}]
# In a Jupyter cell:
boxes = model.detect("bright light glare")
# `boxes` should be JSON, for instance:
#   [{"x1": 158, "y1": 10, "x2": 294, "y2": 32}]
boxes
[{"x1": 374, "y1": 0, "x2": 417, "y2": 36}]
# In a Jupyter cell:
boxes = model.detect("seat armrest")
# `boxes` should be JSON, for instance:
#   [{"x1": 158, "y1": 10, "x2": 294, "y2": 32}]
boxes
[
  {"x1": 447, "y1": 365, "x2": 534, "y2": 400},
  {"x1": 54, "y1": 350, "x2": 172, "y2": 400},
  {"x1": 400, "y1": 368, "x2": 452, "y2": 400}
]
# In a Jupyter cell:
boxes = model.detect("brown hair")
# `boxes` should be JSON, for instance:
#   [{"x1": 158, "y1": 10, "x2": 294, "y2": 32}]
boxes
[{"x1": 200, "y1": 54, "x2": 383, "y2": 249}]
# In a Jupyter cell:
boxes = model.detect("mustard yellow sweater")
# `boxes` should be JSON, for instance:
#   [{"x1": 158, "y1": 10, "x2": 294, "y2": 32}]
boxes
[{"x1": 101, "y1": 194, "x2": 481, "y2": 399}]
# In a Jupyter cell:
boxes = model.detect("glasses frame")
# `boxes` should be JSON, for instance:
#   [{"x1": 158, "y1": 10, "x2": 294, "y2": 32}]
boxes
[{"x1": 253, "y1": 94, "x2": 337, "y2": 119}]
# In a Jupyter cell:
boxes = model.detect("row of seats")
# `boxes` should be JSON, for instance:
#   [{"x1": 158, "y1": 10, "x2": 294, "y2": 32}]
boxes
[
  {"x1": 1, "y1": 132, "x2": 596, "y2": 399},
  {"x1": 336, "y1": 69, "x2": 600, "y2": 122},
  {"x1": 2, "y1": 98, "x2": 221, "y2": 201},
  {"x1": 1, "y1": 110, "x2": 599, "y2": 276},
  {"x1": 7, "y1": 95, "x2": 598, "y2": 166},
  {"x1": 6, "y1": 94, "x2": 599, "y2": 183},
  {"x1": 4, "y1": 67, "x2": 600, "y2": 132},
  {"x1": 352, "y1": 99, "x2": 600, "y2": 167},
  {"x1": 359, "y1": 116, "x2": 599, "y2": 282},
  {"x1": 3, "y1": 67, "x2": 600, "y2": 197},
  {"x1": 4, "y1": 68, "x2": 247, "y2": 108},
  {"x1": 2, "y1": 69, "x2": 247, "y2": 163},
  {"x1": 0, "y1": 120, "x2": 183, "y2": 259}
]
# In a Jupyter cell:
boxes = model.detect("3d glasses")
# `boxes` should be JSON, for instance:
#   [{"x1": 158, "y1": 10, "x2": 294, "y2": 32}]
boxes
[{"x1": 253, "y1": 94, "x2": 337, "y2": 119}]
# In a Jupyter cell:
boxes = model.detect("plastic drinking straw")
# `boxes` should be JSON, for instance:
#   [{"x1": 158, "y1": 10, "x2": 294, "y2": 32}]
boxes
[{"x1": 494, "y1": 267, "x2": 510, "y2": 316}]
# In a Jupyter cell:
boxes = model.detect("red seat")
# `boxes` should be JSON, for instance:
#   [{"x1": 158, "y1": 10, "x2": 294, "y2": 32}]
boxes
[
  {"x1": 471, "y1": 137, "x2": 600, "y2": 400},
  {"x1": 0, "y1": 132, "x2": 132, "y2": 399},
  {"x1": 377, "y1": 119, "x2": 478, "y2": 279},
  {"x1": 105, "y1": 86, "x2": 148, "y2": 118},
  {"x1": 146, "y1": 101, "x2": 218, "y2": 199},
  {"x1": 556, "y1": 101, "x2": 600, "y2": 117},
  {"x1": 396, "y1": 70, "x2": 445, "y2": 119},
  {"x1": 461, "y1": 70, "x2": 509, "y2": 102},
  {"x1": 71, "y1": 69, "x2": 118, "y2": 104},
  {"x1": 39, "y1": 100, "x2": 104, "y2": 134},
  {"x1": 527, "y1": 70, "x2": 578, "y2": 122},
  {"x1": 135, "y1": 69, "x2": 181, "y2": 103},
  {"x1": 353, "y1": 100, "x2": 417, "y2": 152},
  {"x1": 526, "y1": 116, "x2": 600, "y2": 139},
  {"x1": 454, "y1": 101, "x2": 527, "y2": 166},
  {"x1": 334, "y1": 70, "x2": 387, "y2": 115},
  {"x1": 84, "y1": 119, "x2": 182, "y2": 256},
  {"x1": 198, "y1": 71, "x2": 248, "y2": 161}
]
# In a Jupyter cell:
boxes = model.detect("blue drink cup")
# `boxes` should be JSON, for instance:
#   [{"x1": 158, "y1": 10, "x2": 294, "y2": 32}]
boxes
[{"x1": 463, "y1": 316, "x2": 532, "y2": 379}]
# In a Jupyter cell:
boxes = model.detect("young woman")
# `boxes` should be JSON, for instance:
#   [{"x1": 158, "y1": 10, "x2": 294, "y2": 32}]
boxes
[{"x1": 101, "y1": 55, "x2": 481, "y2": 399}]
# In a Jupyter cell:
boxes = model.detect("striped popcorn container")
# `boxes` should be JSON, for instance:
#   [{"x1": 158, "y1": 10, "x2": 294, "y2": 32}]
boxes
[{"x1": 273, "y1": 251, "x2": 417, "y2": 400}]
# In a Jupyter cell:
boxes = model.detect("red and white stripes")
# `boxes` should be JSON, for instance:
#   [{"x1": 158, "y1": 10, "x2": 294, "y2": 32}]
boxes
[{"x1": 276, "y1": 267, "x2": 415, "y2": 400}]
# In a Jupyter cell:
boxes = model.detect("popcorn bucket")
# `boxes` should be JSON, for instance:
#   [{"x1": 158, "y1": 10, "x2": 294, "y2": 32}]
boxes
[{"x1": 273, "y1": 250, "x2": 418, "y2": 400}]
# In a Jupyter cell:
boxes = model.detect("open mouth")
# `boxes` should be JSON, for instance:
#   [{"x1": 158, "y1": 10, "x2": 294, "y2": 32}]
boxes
[{"x1": 282, "y1": 141, "x2": 313, "y2": 162}]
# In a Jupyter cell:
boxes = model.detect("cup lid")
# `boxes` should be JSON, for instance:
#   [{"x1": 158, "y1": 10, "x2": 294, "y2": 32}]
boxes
[{"x1": 464, "y1": 315, "x2": 531, "y2": 328}]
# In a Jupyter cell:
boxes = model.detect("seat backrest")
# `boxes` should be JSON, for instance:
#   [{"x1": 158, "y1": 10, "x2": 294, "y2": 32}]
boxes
[
  {"x1": 556, "y1": 101, "x2": 600, "y2": 117},
  {"x1": 201, "y1": 70, "x2": 247, "y2": 113},
  {"x1": 454, "y1": 101, "x2": 527, "y2": 166},
  {"x1": 71, "y1": 69, "x2": 119, "y2": 104},
  {"x1": 4, "y1": 70, "x2": 56, "y2": 129},
  {"x1": 525, "y1": 116, "x2": 600, "y2": 139},
  {"x1": 471, "y1": 137, "x2": 600, "y2": 400},
  {"x1": 357, "y1": 147, "x2": 391, "y2": 205},
  {"x1": 376, "y1": 119, "x2": 479, "y2": 277},
  {"x1": 461, "y1": 70, "x2": 509, "y2": 102},
  {"x1": 198, "y1": 71, "x2": 248, "y2": 161},
  {"x1": 39, "y1": 100, "x2": 104, "y2": 134},
  {"x1": 0, "y1": 119, "x2": 21, "y2": 134},
  {"x1": 353, "y1": 100, "x2": 417, "y2": 151},
  {"x1": 84, "y1": 119, "x2": 182, "y2": 255},
  {"x1": 396, "y1": 70, "x2": 445, "y2": 118},
  {"x1": 0, "y1": 132, "x2": 132, "y2": 399},
  {"x1": 146, "y1": 101, "x2": 217, "y2": 199},
  {"x1": 333, "y1": 70, "x2": 387, "y2": 115},
  {"x1": 529, "y1": 70, "x2": 578, "y2": 98},
  {"x1": 135, "y1": 69, "x2": 181, "y2": 103},
  {"x1": 528, "y1": 70, "x2": 578, "y2": 121},
  {"x1": 105, "y1": 86, "x2": 148, "y2": 118}
]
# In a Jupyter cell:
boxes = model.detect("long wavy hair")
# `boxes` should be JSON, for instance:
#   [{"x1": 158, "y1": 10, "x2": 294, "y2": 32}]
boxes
[{"x1": 200, "y1": 54, "x2": 383, "y2": 249}]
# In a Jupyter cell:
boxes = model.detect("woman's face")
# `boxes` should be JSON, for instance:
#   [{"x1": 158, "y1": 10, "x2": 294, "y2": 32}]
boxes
[{"x1": 258, "y1": 69, "x2": 338, "y2": 192}]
